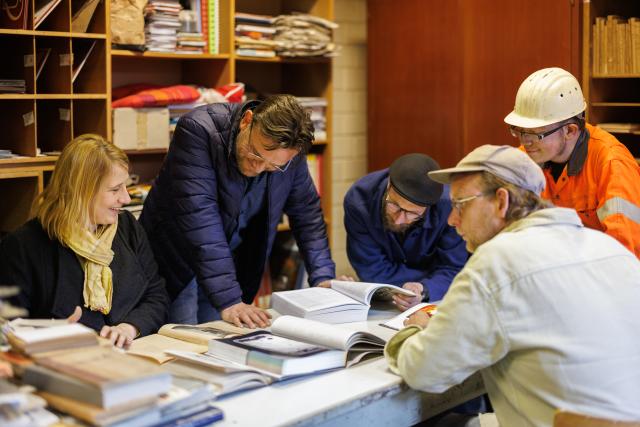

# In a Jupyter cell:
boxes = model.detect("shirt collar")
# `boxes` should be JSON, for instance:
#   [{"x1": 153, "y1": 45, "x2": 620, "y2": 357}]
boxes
[{"x1": 543, "y1": 127, "x2": 590, "y2": 176}]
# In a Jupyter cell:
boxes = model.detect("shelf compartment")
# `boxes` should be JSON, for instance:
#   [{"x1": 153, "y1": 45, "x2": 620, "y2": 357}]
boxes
[
  {"x1": 589, "y1": 78, "x2": 640, "y2": 104},
  {"x1": 0, "y1": 99, "x2": 37, "y2": 156},
  {"x1": 236, "y1": 61, "x2": 331, "y2": 98},
  {"x1": 72, "y1": 37, "x2": 105, "y2": 93},
  {"x1": 35, "y1": 36, "x2": 71, "y2": 94},
  {"x1": 0, "y1": 173, "x2": 41, "y2": 234},
  {"x1": 71, "y1": 0, "x2": 105, "y2": 34},
  {"x1": 127, "y1": 151, "x2": 167, "y2": 183},
  {"x1": 0, "y1": 34, "x2": 35, "y2": 94},
  {"x1": 36, "y1": 99, "x2": 72, "y2": 154},
  {"x1": 34, "y1": 0, "x2": 70, "y2": 32},
  {"x1": 72, "y1": 98, "x2": 107, "y2": 138},
  {"x1": 235, "y1": 0, "x2": 332, "y2": 18},
  {"x1": 111, "y1": 55, "x2": 232, "y2": 89}
]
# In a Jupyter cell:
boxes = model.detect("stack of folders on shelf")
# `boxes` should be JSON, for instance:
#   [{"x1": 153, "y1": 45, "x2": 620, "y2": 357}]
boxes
[
  {"x1": 593, "y1": 15, "x2": 640, "y2": 76},
  {"x1": 0, "y1": 80, "x2": 26, "y2": 94},
  {"x1": 272, "y1": 280, "x2": 417, "y2": 324},
  {"x1": 234, "y1": 12, "x2": 278, "y2": 57},
  {"x1": 163, "y1": 315, "x2": 386, "y2": 391},
  {"x1": 0, "y1": 378, "x2": 60, "y2": 427},
  {"x1": 145, "y1": 0, "x2": 182, "y2": 53},
  {"x1": 2, "y1": 319, "x2": 223, "y2": 426}
]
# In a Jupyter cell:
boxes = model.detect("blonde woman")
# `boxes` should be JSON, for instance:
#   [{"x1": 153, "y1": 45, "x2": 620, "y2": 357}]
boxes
[{"x1": 0, "y1": 135, "x2": 169, "y2": 348}]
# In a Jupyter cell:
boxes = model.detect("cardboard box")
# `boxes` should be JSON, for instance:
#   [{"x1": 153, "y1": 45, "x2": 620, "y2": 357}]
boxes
[{"x1": 113, "y1": 108, "x2": 169, "y2": 150}]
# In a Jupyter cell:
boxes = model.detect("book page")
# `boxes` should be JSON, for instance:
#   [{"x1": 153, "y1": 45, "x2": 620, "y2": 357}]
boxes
[
  {"x1": 331, "y1": 280, "x2": 416, "y2": 305},
  {"x1": 166, "y1": 350, "x2": 280, "y2": 379},
  {"x1": 379, "y1": 302, "x2": 439, "y2": 331},
  {"x1": 159, "y1": 321, "x2": 246, "y2": 346},
  {"x1": 274, "y1": 287, "x2": 366, "y2": 312},
  {"x1": 127, "y1": 334, "x2": 207, "y2": 364},
  {"x1": 222, "y1": 331, "x2": 327, "y2": 357},
  {"x1": 271, "y1": 315, "x2": 358, "y2": 350}
]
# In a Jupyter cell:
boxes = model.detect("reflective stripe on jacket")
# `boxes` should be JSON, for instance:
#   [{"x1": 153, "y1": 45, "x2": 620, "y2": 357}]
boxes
[{"x1": 541, "y1": 123, "x2": 640, "y2": 257}]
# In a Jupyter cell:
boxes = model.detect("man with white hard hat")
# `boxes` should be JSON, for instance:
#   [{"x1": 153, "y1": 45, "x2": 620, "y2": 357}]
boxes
[
  {"x1": 504, "y1": 67, "x2": 640, "y2": 257},
  {"x1": 384, "y1": 145, "x2": 640, "y2": 427}
]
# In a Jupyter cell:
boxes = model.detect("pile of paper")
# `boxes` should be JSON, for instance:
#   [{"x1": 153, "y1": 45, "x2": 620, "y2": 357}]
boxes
[{"x1": 273, "y1": 13, "x2": 338, "y2": 57}]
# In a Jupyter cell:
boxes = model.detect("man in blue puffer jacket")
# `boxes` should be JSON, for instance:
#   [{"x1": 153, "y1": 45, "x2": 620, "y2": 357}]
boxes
[{"x1": 140, "y1": 95, "x2": 336, "y2": 328}]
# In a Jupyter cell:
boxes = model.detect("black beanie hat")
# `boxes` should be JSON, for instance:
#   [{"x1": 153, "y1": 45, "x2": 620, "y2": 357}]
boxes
[{"x1": 389, "y1": 153, "x2": 443, "y2": 207}]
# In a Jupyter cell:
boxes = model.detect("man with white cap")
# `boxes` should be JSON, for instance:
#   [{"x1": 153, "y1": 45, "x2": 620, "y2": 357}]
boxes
[
  {"x1": 384, "y1": 145, "x2": 640, "y2": 426},
  {"x1": 504, "y1": 67, "x2": 640, "y2": 257}
]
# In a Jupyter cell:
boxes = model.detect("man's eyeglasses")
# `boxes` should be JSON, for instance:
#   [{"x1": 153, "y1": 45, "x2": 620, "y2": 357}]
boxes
[
  {"x1": 509, "y1": 124, "x2": 566, "y2": 143},
  {"x1": 246, "y1": 124, "x2": 295, "y2": 173},
  {"x1": 384, "y1": 195, "x2": 425, "y2": 222},
  {"x1": 450, "y1": 193, "x2": 491, "y2": 214}
]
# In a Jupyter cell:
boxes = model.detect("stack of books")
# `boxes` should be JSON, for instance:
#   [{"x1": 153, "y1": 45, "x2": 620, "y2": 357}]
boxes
[
  {"x1": 145, "y1": 0, "x2": 182, "y2": 53},
  {"x1": 0, "y1": 80, "x2": 26, "y2": 94},
  {"x1": 234, "y1": 12, "x2": 279, "y2": 58},
  {"x1": 2, "y1": 319, "x2": 224, "y2": 426},
  {"x1": 593, "y1": 15, "x2": 640, "y2": 76},
  {"x1": 0, "y1": 378, "x2": 59, "y2": 427}
]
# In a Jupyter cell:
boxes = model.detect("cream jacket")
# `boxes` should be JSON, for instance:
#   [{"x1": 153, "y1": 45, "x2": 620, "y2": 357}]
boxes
[{"x1": 385, "y1": 208, "x2": 640, "y2": 426}]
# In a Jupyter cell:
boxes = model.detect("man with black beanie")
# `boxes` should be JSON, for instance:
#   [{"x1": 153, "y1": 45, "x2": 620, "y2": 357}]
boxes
[{"x1": 343, "y1": 153, "x2": 468, "y2": 307}]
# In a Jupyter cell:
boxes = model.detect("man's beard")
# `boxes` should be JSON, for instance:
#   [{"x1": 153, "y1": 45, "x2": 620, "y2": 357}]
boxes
[{"x1": 382, "y1": 210, "x2": 415, "y2": 234}]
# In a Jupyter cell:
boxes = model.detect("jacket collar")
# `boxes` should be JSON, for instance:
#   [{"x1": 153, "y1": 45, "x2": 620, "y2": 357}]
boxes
[{"x1": 543, "y1": 127, "x2": 590, "y2": 176}]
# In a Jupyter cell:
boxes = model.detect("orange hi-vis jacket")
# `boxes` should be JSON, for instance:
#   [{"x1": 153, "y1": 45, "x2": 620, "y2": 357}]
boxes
[{"x1": 541, "y1": 123, "x2": 640, "y2": 258}]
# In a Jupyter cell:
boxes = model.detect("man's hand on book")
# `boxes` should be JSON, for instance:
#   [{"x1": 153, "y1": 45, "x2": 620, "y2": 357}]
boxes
[
  {"x1": 221, "y1": 302, "x2": 271, "y2": 329},
  {"x1": 317, "y1": 275, "x2": 355, "y2": 288},
  {"x1": 393, "y1": 282, "x2": 423, "y2": 311},
  {"x1": 100, "y1": 323, "x2": 138, "y2": 349}
]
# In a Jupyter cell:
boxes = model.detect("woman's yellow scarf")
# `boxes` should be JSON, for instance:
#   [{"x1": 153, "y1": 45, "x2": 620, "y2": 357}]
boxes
[{"x1": 65, "y1": 221, "x2": 117, "y2": 314}]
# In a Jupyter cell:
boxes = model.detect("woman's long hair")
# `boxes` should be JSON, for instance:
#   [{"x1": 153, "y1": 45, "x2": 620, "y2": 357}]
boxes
[{"x1": 35, "y1": 134, "x2": 129, "y2": 242}]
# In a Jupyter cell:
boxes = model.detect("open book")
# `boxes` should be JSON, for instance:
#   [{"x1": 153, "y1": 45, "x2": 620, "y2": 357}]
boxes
[
  {"x1": 271, "y1": 280, "x2": 416, "y2": 323},
  {"x1": 127, "y1": 320, "x2": 248, "y2": 364},
  {"x1": 380, "y1": 302, "x2": 439, "y2": 331},
  {"x1": 207, "y1": 315, "x2": 385, "y2": 377}
]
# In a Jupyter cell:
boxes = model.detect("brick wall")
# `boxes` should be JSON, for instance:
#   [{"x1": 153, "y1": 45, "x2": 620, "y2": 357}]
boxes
[{"x1": 331, "y1": 0, "x2": 367, "y2": 277}]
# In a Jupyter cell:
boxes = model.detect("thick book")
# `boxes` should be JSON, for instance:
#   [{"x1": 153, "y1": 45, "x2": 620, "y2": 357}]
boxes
[
  {"x1": 6, "y1": 322, "x2": 98, "y2": 355},
  {"x1": 206, "y1": 315, "x2": 386, "y2": 377},
  {"x1": 22, "y1": 363, "x2": 161, "y2": 409},
  {"x1": 32, "y1": 346, "x2": 172, "y2": 405},
  {"x1": 271, "y1": 280, "x2": 416, "y2": 323},
  {"x1": 380, "y1": 302, "x2": 439, "y2": 331},
  {"x1": 164, "y1": 350, "x2": 277, "y2": 394},
  {"x1": 37, "y1": 391, "x2": 160, "y2": 427}
]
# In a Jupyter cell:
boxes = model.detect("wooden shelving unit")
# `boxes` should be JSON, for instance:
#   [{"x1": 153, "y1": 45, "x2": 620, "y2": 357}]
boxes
[
  {"x1": 112, "y1": 0, "x2": 334, "y2": 225},
  {"x1": 583, "y1": 0, "x2": 640, "y2": 161},
  {"x1": 0, "y1": 0, "x2": 109, "y2": 235}
]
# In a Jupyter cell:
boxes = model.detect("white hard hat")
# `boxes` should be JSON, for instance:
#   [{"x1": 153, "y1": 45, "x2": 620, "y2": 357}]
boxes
[{"x1": 504, "y1": 67, "x2": 586, "y2": 129}]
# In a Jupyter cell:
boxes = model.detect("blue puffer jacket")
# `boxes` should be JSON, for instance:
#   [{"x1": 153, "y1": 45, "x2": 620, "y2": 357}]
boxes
[
  {"x1": 140, "y1": 101, "x2": 335, "y2": 310},
  {"x1": 344, "y1": 169, "x2": 468, "y2": 301}
]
